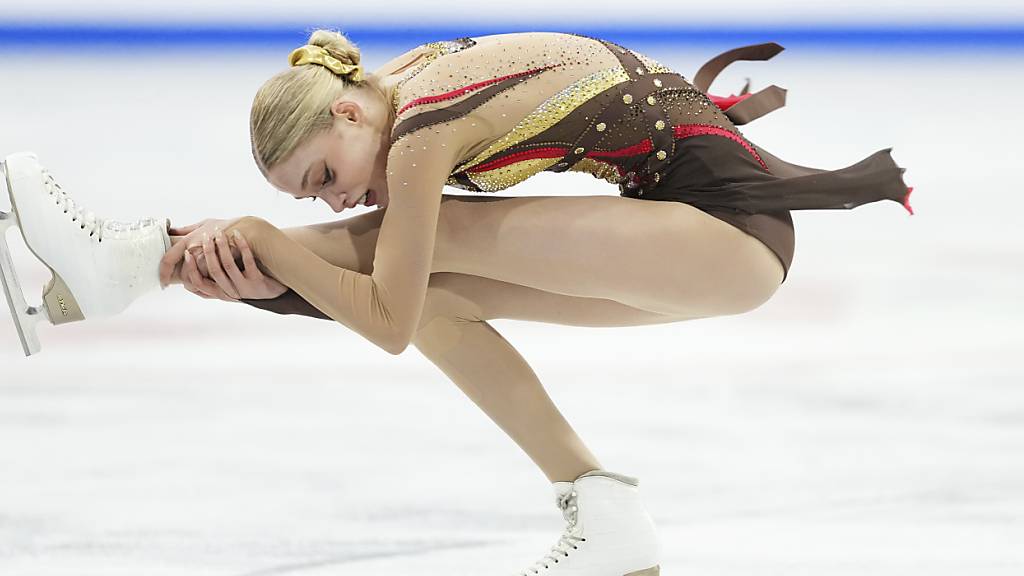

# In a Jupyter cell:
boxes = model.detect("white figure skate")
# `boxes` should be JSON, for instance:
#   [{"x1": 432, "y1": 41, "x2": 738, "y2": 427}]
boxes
[
  {"x1": 514, "y1": 469, "x2": 662, "y2": 576},
  {"x1": 0, "y1": 151, "x2": 170, "y2": 356}
]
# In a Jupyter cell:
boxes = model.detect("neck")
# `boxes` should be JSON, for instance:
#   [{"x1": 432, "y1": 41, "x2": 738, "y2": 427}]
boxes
[{"x1": 363, "y1": 73, "x2": 398, "y2": 139}]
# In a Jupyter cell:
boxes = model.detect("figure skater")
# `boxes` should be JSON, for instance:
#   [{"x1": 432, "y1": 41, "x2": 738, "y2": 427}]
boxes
[{"x1": 1, "y1": 29, "x2": 914, "y2": 576}]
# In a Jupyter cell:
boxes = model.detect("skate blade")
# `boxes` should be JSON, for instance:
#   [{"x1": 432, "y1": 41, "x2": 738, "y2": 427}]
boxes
[
  {"x1": 1, "y1": 156, "x2": 90, "y2": 356},
  {"x1": 625, "y1": 566, "x2": 660, "y2": 576},
  {"x1": 0, "y1": 206, "x2": 46, "y2": 356}
]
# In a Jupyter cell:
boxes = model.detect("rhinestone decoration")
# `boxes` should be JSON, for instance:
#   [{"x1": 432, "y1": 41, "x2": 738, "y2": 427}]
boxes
[
  {"x1": 466, "y1": 157, "x2": 562, "y2": 191},
  {"x1": 628, "y1": 49, "x2": 674, "y2": 74},
  {"x1": 456, "y1": 65, "x2": 629, "y2": 174},
  {"x1": 393, "y1": 33, "x2": 750, "y2": 197},
  {"x1": 391, "y1": 39, "x2": 478, "y2": 118},
  {"x1": 569, "y1": 157, "x2": 621, "y2": 184}
]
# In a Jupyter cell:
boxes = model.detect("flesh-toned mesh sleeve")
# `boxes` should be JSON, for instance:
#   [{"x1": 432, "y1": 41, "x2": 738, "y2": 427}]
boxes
[{"x1": 236, "y1": 111, "x2": 493, "y2": 354}]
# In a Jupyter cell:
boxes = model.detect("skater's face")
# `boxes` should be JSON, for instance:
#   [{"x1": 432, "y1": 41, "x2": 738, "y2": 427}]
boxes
[{"x1": 267, "y1": 95, "x2": 390, "y2": 212}]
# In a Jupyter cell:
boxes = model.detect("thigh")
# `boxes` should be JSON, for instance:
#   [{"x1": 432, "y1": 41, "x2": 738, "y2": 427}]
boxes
[
  {"x1": 418, "y1": 271, "x2": 698, "y2": 330},
  {"x1": 436, "y1": 194, "x2": 785, "y2": 317},
  {"x1": 278, "y1": 207, "x2": 385, "y2": 274},
  {"x1": 278, "y1": 194, "x2": 466, "y2": 273}
]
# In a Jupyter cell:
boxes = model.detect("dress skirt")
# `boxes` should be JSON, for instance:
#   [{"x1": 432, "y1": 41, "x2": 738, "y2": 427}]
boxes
[
  {"x1": 625, "y1": 41, "x2": 915, "y2": 285},
  {"x1": 634, "y1": 134, "x2": 913, "y2": 284}
]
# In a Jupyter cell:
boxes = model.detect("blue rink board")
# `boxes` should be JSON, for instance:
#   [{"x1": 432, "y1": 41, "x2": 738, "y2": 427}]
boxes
[{"x1": 0, "y1": 22, "x2": 1023, "y2": 49}]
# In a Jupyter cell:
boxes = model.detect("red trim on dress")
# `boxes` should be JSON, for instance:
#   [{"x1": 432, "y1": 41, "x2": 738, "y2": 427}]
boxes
[
  {"x1": 587, "y1": 139, "x2": 654, "y2": 158},
  {"x1": 397, "y1": 64, "x2": 564, "y2": 116},
  {"x1": 467, "y1": 146, "x2": 567, "y2": 172},
  {"x1": 707, "y1": 92, "x2": 751, "y2": 111},
  {"x1": 466, "y1": 125, "x2": 770, "y2": 179},
  {"x1": 674, "y1": 123, "x2": 769, "y2": 171}
]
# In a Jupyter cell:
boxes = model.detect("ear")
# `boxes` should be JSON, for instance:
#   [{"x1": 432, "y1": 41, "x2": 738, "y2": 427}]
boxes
[{"x1": 330, "y1": 98, "x2": 361, "y2": 124}]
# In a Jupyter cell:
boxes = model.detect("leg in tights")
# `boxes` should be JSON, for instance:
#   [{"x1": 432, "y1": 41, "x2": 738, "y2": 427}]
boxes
[
  {"x1": 435, "y1": 194, "x2": 785, "y2": 317},
  {"x1": 413, "y1": 271, "x2": 697, "y2": 483},
  {"x1": 261, "y1": 199, "x2": 707, "y2": 482},
  {"x1": 276, "y1": 194, "x2": 784, "y2": 318}
]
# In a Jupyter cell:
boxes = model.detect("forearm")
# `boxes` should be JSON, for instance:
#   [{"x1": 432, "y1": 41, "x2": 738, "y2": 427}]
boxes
[
  {"x1": 236, "y1": 222, "x2": 368, "y2": 321},
  {"x1": 234, "y1": 217, "x2": 406, "y2": 354}
]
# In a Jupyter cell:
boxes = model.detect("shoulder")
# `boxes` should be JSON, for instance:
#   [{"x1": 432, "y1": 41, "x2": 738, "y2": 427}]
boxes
[
  {"x1": 388, "y1": 54, "x2": 499, "y2": 161},
  {"x1": 389, "y1": 40, "x2": 482, "y2": 119}
]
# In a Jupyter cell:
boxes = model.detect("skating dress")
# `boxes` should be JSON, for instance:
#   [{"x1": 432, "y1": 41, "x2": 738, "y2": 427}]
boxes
[{"x1": 241, "y1": 32, "x2": 914, "y2": 332}]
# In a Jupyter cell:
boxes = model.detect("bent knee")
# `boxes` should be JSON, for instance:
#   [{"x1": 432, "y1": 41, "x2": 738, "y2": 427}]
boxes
[
  {"x1": 716, "y1": 259, "x2": 784, "y2": 315},
  {"x1": 413, "y1": 273, "x2": 487, "y2": 351},
  {"x1": 654, "y1": 243, "x2": 784, "y2": 317},
  {"x1": 419, "y1": 273, "x2": 487, "y2": 323}
]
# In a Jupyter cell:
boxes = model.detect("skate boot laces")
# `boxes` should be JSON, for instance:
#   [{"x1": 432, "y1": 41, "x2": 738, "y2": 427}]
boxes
[
  {"x1": 42, "y1": 167, "x2": 157, "y2": 243},
  {"x1": 518, "y1": 489, "x2": 586, "y2": 575}
]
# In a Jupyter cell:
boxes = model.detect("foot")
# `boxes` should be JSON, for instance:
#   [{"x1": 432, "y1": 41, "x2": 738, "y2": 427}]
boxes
[
  {"x1": 514, "y1": 469, "x2": 662, "y2": 576},
  {"x1": 1, "y1": 151, "x2": 170, "y2": 354}
]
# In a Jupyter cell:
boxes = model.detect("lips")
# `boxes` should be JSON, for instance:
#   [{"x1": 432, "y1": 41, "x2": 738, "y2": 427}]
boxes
[
  {"x1": 346, "y1": 191, "x2": 365, "y2": 208},
  {"x1": 345, "y1": 189, "x2": 377, "y2": 208}
]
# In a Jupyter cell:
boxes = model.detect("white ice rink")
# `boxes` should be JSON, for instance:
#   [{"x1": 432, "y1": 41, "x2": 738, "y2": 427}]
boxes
[{"x1": 1, "y1": 38, "x2": 1022, "y2": 575}]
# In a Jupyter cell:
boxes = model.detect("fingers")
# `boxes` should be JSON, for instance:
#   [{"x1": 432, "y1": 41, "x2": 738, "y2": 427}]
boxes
[
  {"x1": 181, "y1": 251, "x2": 214, "y2": 299},
  {"x1": 168, "y1": 219, "x2": 206, "y2": 236},
  {"x1": 184, "y1": 244, "x2": 237, "y2": 302},
  {"x1": 201, "y1": 233, "x2": 240, "y2": 300},
  {"x1": 215, "y1": 230, "x2": 247, "y2": 290},
  {"x1": 195, "y1": 250, "x2": 210, "y2": 278},
  {"x1": 233, "y1": 229, "x2": 261, "y2": 279},
  {"x1": 159, "y1": 237, "x2": 189, "y2": 288}
]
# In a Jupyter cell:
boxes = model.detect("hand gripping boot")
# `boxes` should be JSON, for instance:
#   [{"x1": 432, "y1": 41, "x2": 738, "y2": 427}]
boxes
[
  {"x1": 0, "y1": 151, "x2": 170, "y2": 355},
  {"x1": 514, "y1": 469, "x2": 662, "y2": 576}
]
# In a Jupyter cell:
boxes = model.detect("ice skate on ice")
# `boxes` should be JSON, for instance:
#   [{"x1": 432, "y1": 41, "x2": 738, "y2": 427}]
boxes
[
  {"x1": 0, "y1": 151, "x2": 170, "y2": 356},
  {"x1": 513, "y1": 469, "x2": 662, "y2": 576}
]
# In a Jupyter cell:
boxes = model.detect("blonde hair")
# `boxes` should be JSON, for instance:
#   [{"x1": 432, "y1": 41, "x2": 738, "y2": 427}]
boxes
[{"x1": 250, "y1": 29, "x2": 368, "y2": 177}]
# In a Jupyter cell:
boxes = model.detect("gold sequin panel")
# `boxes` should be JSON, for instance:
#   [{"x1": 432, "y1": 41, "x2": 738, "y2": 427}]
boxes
[
  {"x1": 456, "y1": 65, "x2": 631, "y2": 175},
  {"x1": 568, "y1": 157, "x2": 624, "y2": 185},
  {"x1": 462, "y1": 157, "x2": 563, "y2": 191}
]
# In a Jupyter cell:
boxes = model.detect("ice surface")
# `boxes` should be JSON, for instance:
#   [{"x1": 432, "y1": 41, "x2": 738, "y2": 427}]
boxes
[{"x1": 1, "y1": 42, "x2": 1022, "y2": 575}]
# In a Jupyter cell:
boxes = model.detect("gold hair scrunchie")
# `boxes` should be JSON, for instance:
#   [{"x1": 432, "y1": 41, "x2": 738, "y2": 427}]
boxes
[{"x1": 288, "y1": 45, "x2": 363, "y2": 81}]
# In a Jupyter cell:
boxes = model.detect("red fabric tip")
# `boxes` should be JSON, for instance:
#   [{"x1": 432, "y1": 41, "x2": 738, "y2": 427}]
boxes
[
  {"x1": 707, "y1": 92, "x2": 751, "y2": 111},
  {"x1": 903, "y1": 186, "x2": 915, "y2": 215}
]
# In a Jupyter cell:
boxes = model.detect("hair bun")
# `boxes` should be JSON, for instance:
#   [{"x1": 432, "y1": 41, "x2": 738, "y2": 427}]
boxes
[{"x1": 307, "y1": 29, "x2": 363, "y2": 82}]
